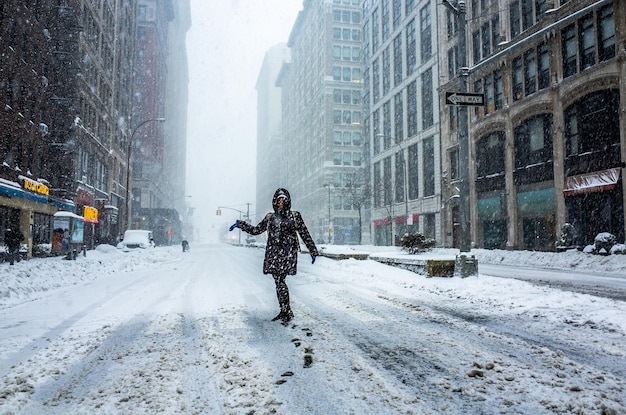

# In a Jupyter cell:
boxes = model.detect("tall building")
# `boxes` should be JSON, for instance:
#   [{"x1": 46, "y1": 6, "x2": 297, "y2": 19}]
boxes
[
  {"x1": 439, "y1": 0, "x2": 625, "y2": 250},
  {"x1": 363, "y1": 0, "x2": 442, "y2": 246},
  {"x1": 1, "y1": 0, "x2": 138, "y2": 251},
  {"x1": 256, "y1": 43, "x2": 292, "y2": 221},
  {"x1": 278, "y1": 0, "x2": 365, "y2": 245},
  {"x1": 1, "y1": 0, "x2": 190, "y2": 254},
  {"x1": 131, "y1": 0, "x2": 190, "y2": 245}
]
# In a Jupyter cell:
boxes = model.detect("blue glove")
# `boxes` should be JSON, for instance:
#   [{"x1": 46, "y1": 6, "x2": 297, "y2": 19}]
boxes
[
  {"x1": 311, "y1": 255, "x2": 316, "y2": 264},
  {"x1": 229, "y1": 221, "x2": 238, "y2": 231}
]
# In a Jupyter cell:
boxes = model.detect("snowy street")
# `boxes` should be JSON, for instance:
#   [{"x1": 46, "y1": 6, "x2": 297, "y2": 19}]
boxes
[{"x1": 0, "y1": 243, "x2": 625, "y2": 414}]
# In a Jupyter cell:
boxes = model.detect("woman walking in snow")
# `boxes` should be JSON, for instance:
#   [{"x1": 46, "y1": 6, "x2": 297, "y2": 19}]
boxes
[{"x1": 229, "y1": 188, "x2": 319, "y2": 324}]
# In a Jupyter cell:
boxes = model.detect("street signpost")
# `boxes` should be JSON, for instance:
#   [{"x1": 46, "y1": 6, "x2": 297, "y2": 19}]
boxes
[{"x1": 445, "y1": 91, "x2": 485, "y2": 106}]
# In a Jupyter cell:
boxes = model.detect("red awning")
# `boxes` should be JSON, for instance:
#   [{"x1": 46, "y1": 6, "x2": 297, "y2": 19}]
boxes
[{"x1": 564, "y1": 168, "x2": 621, "y2": 196}]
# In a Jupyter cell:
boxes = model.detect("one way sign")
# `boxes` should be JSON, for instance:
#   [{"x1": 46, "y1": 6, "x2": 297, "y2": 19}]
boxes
[{"x1": 445, "y1": 91, "x2": 485, "y2": 106}]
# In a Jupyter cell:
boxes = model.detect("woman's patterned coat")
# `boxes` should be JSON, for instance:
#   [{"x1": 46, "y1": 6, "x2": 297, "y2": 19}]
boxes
[{"x1": 237, "y1": 188, "x2": 318, "y2": 276}]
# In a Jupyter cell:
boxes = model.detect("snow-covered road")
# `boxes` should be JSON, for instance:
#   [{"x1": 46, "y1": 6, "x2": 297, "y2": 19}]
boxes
[{"x1": 0, "y1": 243, "x2": 624, "y2": 414}]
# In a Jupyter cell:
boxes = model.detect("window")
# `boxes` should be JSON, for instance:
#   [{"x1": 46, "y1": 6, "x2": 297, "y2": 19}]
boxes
[
  {"x1": 334, "y1": 131, "x2": 342, "y2": 145},
  {"x1": 372, "y1": 58, "x2": 380, "y2": 103},
  {"x1": 395, "y1": 150, "x2": 405, "y2": 202},
  {"x1": 562, "y1": 24, "x2": 577, "y2": 78},
  {"x1": 510, "y1": 0, "x2": 521, "y2": 38},
  {"x1": 373, "y1": 162, "x2": 381, "y2": 207},
  {"x1": 392, "y1": 0, "x2": 402, "y2": 29},
  {"x1": 407, "y1": 81, "x2": 417, "y2": 136},
  {"x1": 333, "y1": 45, "x2": 342, "y2": 60},
  {"x1": 393, "y1": 35, "x2": 403, "y2": 86},
  {"x1": 382, "y1": 47, "x2": 390, "y2": 96},
  {"x1": 394, "y1": 92, "x2": 404, "y2": 141},
  {"x1": 476, "y1": 131, "x2": 505, "y2": 177},
  {"x1": 523, "y1": 48, "x2": 536, "y2": 95},
  {"x1": 372, "y1": 7, "x2": 380, "y2": 53},
  {"x1": 383, "y1": 157, "x2": 392, "y2": 206},
  {"x1": 481, "y1": 22, "x2": 491, "y2": 59},
  {"x1": 408, "y1": 143, "x2": 419, "y2": 200},
  {"x1": 420, "y1": 5, "x2": 432, "y2": 61},
  {"x1": 494, "y1": 69, "x2": 503, "y2": 110},
  {"x1": 421, "y1": 68, "x2": 433, "y2": 129},
  {"x1": 598, "y1": 5, "x2": 615, "y2": 61},
  {"x1": 373, "y1": 109, "x2": 381, "y2": 154},
  {"x1": 579, "y1": 14, "x2": 595, "y2": 70},
  {"x1": 353, "y1": 132, "x2": 362, "y2": 146},
  {"x1": 537, "y1": 42, "x2": 550, "y2": 89},
  {"x1": 406, "y1": 19, "x2": 416, "y2": 76},
  {"x1": 514, "y1": 114, "x2": 553, "y2": 167},
  {"x1": 423, "y1": 136, "x2": 434, "y2": 197},
  {"x1": 383, "y1": 101, "x2": 391, "y2": 149},
  {"x1": 343, "y1": 152, "x2": 352, "y2": 166},
  {"x1": 333, "y1": 151, "x2": 342, "y2": 165},
  {"x1": 382, "y1": 0, "x2": 390, "y2": 41}
]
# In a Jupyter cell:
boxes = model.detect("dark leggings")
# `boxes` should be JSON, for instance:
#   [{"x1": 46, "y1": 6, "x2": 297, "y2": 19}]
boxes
[{"x1": 272, "y1": 274, "x2": 291, "y2": 314}]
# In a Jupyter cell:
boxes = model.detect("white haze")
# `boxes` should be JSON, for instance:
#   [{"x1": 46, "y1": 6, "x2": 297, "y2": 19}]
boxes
[{"x1": 185, "y1": 1, "x2": 302, "y2": 242}]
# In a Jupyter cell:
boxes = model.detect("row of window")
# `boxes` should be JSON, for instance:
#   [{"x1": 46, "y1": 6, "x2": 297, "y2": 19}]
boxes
[
  {"x1": 332, "y1": 27, "x2": 361, "y2": 42},
  {"x1": 472, "y1": 90, "x2": 620, "y2": 186},
  {"x1": 371, "y1": 67, "x2": 434, "y2": 155},
  {"x1": 467, "y1": 4, "x2": 615, "y2": 122},
  {"x1": 332, "y1": 65, "x2": 362, "y2": 83},
  {"x1": 332, "y1": 45, "x2": 361, "y2": 62},
  {"x1": 372, "y1": 136, "x2": 435, "y2": 208},
  {"x1": 333, "y1": 110, "x2": 362, "y2": 125},
  {"x1": 333, "y1": 88, "x2": 362, "y2": 105},
  {"x1": 333, "y1": 151, "x2": 362, "y2": 167},
  {"x1": 333, "y1": 131, "x2": 362, "y2": 146}
]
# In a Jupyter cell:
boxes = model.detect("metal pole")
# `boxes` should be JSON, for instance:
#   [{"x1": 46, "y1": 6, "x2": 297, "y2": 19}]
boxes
[
  {"x1": 457, "y1": 1, "x2": 471, "y2": 253},
  {"x1": 124, "y1": 118, "x2": 165, "y2": 233},
  {"x1": 328, "y1": 185, "x2": 332, "y2": 244}
]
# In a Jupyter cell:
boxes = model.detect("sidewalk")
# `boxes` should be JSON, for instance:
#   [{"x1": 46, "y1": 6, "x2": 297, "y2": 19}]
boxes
[{"x1": 316, "y1": 244, "x2": 626, "y2": 278}]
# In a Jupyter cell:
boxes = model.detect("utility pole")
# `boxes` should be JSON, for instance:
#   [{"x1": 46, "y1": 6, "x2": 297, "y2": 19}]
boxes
[{"x1": 443, "y1": 0, "x2": 478, "y2": 277}]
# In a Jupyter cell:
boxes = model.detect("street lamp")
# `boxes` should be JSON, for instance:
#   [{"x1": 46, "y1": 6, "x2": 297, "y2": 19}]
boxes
[
  {"x1": 323, "y1": 183, "x2": 333, "y2": 244},
  {"x1": 124, "y1": 117, "x2": 165, "y2": 232}
]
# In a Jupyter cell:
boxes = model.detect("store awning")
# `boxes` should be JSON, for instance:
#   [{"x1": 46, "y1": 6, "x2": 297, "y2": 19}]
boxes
[{"x1": 564, "y1": 168, "x2": 621, "y2": 196}]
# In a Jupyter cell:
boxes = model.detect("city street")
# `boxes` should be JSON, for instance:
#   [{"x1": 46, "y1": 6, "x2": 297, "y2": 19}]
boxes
[{"x1": 0, "y1": 243, "x2": 624, "y2": 414}]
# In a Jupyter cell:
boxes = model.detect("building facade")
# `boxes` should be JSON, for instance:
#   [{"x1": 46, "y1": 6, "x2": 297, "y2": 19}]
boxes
[
  {"x1": 256, "y1": 43, "x2": 292, "y2": 222},
  {"x1": 278, "y1": 0, "x2": 365, "y2": 245},
  {"x1": 1, "y1": 0, "x2": 190, "y2": 256},
  {"x1": 363, "y1": 0, "x2": 442, "y2": 246},
  {"x1": 439, "y1": 0, "x2": 625, "y2": 250},
  {"x1": 130, "y1": 0, "x2": 190, "y2": 245}
]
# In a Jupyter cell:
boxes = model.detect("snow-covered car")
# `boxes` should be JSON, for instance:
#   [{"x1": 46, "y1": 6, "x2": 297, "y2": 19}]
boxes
[{"x1": 117, "y1": 230, "x2": 155, "y2": 251}]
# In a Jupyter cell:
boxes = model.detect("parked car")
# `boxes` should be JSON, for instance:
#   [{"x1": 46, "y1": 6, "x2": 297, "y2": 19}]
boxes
[{"x1": 117, "y1": 230, "x2": 155, "y2": 251}]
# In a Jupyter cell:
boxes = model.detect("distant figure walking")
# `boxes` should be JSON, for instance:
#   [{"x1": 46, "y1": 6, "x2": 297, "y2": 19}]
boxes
[
  {"x1": 229, "y1": 188, "x2": 318, "y2": 324},
  {"x1": 4, "y1": 228, "x2": 24, "y2": 265},
  {"x1": 182, "y1": 240, "x2": 190, "y2": 252}
]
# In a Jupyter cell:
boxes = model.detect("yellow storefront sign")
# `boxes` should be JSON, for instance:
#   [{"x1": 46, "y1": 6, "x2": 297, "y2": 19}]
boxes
[
  {"x1": 84, "y1": 206, "x2": 99, "y2": 223},
  {"x1": 22, "y1": 178, "x2": 49, "y2": 196}
]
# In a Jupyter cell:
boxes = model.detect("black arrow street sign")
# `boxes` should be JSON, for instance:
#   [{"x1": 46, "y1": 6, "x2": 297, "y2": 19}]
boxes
[{"x1": 445, "y1": 91, "x2": 485, "y2": 106}]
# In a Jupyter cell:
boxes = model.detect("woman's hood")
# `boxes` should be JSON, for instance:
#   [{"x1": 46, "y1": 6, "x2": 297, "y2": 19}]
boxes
[{"x1": 272, "y1": 188, "x2": 291, "y2": 212}]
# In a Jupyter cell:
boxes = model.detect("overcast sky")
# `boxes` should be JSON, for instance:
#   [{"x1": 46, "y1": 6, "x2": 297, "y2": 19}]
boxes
[{"x1": 185, "y1": 1, "x2": 302, "y2": 241}]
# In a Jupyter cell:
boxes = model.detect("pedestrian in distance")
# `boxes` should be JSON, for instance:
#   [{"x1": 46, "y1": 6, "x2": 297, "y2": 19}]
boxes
[
  {"x1": 4, "y1": 228, "x2": 24, "y2": 265},
  {"x1": 229, "y1": 188, "x2": 319, "y2": 324},
  {"x1": 182, "y1": 240, "x2": 190, "y2": 252}
]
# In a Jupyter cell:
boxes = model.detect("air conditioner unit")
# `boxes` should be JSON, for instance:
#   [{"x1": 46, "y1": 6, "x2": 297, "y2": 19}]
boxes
[{"x1": 39, "y1": 123, "x2": 49, "y2": 136}]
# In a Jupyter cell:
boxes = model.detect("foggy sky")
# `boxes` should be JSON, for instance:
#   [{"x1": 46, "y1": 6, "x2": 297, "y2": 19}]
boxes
[{"x1": 185, "y1": 1, "x2": 302, "y2": 241}]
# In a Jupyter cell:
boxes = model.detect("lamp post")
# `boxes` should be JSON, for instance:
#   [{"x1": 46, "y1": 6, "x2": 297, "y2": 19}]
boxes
[
  {"x1": 124, "y1": 117, "x2": 165, "y2": 233},
  {"x1": 323, "y1": 183, "x2": 332, "y2": 244}
]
